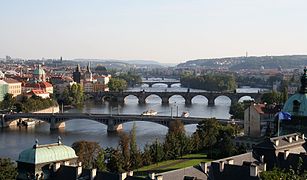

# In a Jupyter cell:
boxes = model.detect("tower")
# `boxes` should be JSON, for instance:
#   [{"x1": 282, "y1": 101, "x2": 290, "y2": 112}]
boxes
[
  {"x1": 84, "y1": 62, "x2": 92, "y2": 82},
  {"x1": 73, "y1": 64, "x2": 81, "y2": 83}
]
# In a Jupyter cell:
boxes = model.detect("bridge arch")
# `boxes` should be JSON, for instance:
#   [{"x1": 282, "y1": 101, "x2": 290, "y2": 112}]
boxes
[
  {"x1": 151, "y1": 83, "x2": 169, "y2": 88},
  {"x1": 191, "y1": 95, "x2": 209, "y2": 104},
  {"x1": 170, "y1": 83, "x2": 181, "y2": 88},
  {"x1": 238, "y1": 95, "x2": 254, "y2": 103},
  {"x1": 145, "y1": 94, "x2": 163, "y2": 104},
  {"x1": 169, "y1": 94, "x2": 185, "y2": 104},
  {"x1": 214, "y1": 95, "x2": 232, "y2": 106},
  {"x1": 123, "y1": 94, "x2": 139, "y2": 104}
]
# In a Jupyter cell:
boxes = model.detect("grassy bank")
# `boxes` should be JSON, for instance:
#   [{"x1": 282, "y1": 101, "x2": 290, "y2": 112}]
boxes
[{"x1": 134, "y1": 153, "x2": 211, "y2": 176}]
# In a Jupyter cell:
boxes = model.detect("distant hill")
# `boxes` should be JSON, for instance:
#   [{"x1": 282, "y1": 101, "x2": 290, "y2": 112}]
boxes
[{"x1": 177, "y1": 55, "x2": 307, "y2": 70}]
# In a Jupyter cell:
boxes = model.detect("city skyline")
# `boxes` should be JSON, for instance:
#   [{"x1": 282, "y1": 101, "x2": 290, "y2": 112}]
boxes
[{"x1": 1, "y1": 0, "x2": 307, "y2": 63}]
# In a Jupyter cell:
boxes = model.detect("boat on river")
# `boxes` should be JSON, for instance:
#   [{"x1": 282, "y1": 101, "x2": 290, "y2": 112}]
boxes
[
  {"x1": 181, "y1": 111, "x2": 190, "y2": 117},
  {"x1": 142, "y1": 109, "x2": 158, "y2": 116}
]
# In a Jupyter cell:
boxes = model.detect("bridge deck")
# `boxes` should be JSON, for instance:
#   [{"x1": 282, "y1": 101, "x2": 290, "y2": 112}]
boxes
[{"x1": 4, "y1": 113, "x2": 238, "y2": 125}]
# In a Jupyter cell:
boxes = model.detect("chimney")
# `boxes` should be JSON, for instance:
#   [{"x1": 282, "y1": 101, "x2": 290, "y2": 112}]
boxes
[
  {"x1": 302, "y1": 134, "x2": 305, "y2": 139},
  {"x1": 274, "y1": 139, "x2": 279, "y2": 146},
  {"x1": 64, "y1": 161, "x2": 69, "y2": 166},
  {"x1": 149, "y1": 172, "x2": 155, "y2": 180},
  {"x1": 250, "y1": 165, "x2": 258, "y2": 177},
  {"x1": 156, "y1": 175, "x2": 163, "y2": 180},
  {"x1": 119, "y1": 172, "x2": 127, "y2": 180},
  {"x1": 128, "y1": 171, "x2": 133, "y2": 176},
  {"x1": 263, "y1": 163, "x2": 267, "y2": 172},
  {"x1": 260, "y1": 155, "x2": 264, "y2": 163},
  {"x1": 53, "y1": 162, "x2": 60, "y2": 172},
  {"x1": 227, "y1": 159, "x2": 234, "y2": 165},
  {"x1": 219, "y1": 161, "x2": 225, "y2": 172},
  {"x1": 76, "y1": 166, "x2": 82, "y2": 178},
  {"x1": 284, "y1": 150, "x2": 289, "y2": 160},
  {"x1": 288, "y1": 136, "x2": 293, "y2": 143},
  {"x1": 200, "y1": 162, "x2": 208, "y2": 173},
  {"x1": 295, "y1": 135, "x2": 299, "y2": 141},
  {"x1": 90, "y1": 169, "x2": 97, "y2": 180}
]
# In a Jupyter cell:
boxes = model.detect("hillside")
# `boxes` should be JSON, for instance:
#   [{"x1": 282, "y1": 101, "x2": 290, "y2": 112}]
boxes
[{"x1": 177, "y1": 55, "x2": 307, "y2": 70}]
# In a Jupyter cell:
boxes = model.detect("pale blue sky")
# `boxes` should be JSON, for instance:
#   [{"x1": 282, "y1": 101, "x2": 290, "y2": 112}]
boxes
[{"x1": 0, "y1": 0, "x2": 307, "y2": 63}]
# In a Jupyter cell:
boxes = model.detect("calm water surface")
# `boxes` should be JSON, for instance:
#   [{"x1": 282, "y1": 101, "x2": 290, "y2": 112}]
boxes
[{"x1": 0, "y1": 83, "x2": 260, "y2": 160}]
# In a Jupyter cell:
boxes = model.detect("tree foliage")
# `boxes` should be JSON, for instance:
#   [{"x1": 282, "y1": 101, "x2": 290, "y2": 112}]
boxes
[
  {"x1": 229, "y1": 102, "x2": 245, "y2": 120},
  {"x1": 72, "y1": 141, "x2": 102, "y2": 169},
  {"x1": 116, "y1": 72, "x2": 142, "y2": 87},
  {"x1": 0, "y1": 158, "x2": 17, "y2": 180},
  {"x1": 261, "y1": 91, "x2": 283, "y2": 105},
  {"x1": 57, "y1": 84, "x2": 84, "y2": 106},
  {"x1": 0, "y1": 93, "x2": 16, "y2": 111},
  {"x1": 180, "y1": 73, "x2": 237, "y2": 91},
  {"x1": 108, "y1": 78, "x2": 127, "y2": 92}
]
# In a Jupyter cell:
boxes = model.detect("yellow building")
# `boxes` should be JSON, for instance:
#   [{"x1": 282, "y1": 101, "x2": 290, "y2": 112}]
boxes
[{"x1": 4, "y1": 78, "x2": 22, "y2": 97}]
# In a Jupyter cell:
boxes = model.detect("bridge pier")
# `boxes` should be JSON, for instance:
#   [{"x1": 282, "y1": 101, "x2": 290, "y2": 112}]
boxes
[
  {"x1": 167, "y1": 84, "x2": 172, "y2": 88},
  {"x1": 107, "y1": 120, "x2": 123, "y2": 132},
  {"x1": 138, "y1": 97, "x2": 146, "y2": 104},
  {"x1": 208, "y1": 98, "x2": 215, "y2": 106},
  {"x1": 185, "y1": 97, "x2": 192, "y2": 105},
  {"x1": 116, "y1": 96, "x2": 125, "y2": 104},
  {"x1": 50, "y1": 117, "x2": 65, "y2": 130},
  {"x1": 162, "y1": 97, "x2": 169, "y2": 104},
  {"x1": 0, "y1": 115, "x2": 8, "y2": 128}
]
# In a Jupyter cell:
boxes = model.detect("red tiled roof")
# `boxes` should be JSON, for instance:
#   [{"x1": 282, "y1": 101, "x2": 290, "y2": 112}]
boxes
[
  {"x1": 30, "y1": 89, "x2": 49, "y2": 94},
  {"x1": 4, "y1": 78, "x2": 21, "y2": 84}
]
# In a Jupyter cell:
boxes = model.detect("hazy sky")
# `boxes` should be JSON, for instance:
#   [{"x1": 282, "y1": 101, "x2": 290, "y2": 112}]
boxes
[{"x1": 1, "y1": 0, "x2": 307, "y2": 63}]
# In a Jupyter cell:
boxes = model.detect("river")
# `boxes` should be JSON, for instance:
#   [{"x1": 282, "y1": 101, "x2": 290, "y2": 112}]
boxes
[{"x1": 0, "y1": 83, "x2": 262, "y2": 160}]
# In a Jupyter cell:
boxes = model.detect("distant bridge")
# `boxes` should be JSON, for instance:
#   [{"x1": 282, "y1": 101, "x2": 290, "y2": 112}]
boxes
[
  {"x1": 0, "y1": 113, "x2": 235, "y2": 132},
  {"x1": 89, "y1": 91, "x2": 263, "y2": 106},
  {"x1": 141, "y1": 80, "x2": 181, "y2": 88}
]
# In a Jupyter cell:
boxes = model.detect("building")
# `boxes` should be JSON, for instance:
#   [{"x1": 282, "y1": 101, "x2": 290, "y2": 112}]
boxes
[
  {"x1": 22, "y1": 82, "x2": 53, "y2": 95},
  {"x1": 243, "y1": 103, "x2": 276, "y2": 138},
  {"x1": 17, "y1": 138, "x2": 78, "y2": 180},
  {"x1": 84, "y1": 62, "x2": 93, "y2": 82},
  {"x1": 26, "y1": 89, "x2": 50, "y2": 99},
  {"x1": 73, "y1": 64, "x2": 81, "y2": 83},
  {"x1": 3, "y1": 78, "x2": 22, "y2": 97},
  {"x1": 282, "y1": 67, "x2": 307, "y2": 134},
  {"x1": 0, "y1": 80, "x2": 8, "y2": 101},
  {"x1": 33, "y1": 64, "x2": 46, "y2": 82}
]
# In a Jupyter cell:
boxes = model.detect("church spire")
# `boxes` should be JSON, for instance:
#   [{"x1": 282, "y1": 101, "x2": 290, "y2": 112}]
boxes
[{"x1": 87, "y1": 62, "x2": 91, "y2": 72}]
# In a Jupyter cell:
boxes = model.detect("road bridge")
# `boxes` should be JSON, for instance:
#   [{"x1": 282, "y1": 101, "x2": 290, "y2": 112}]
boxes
[
  {"x1": 0, "y1": 113, "x2": 235, "y2": 132},
  {"x1": 90, "y1": 91, "x2": 263, "y2": 106},
  {"x1": 141, "y1": 80, "x2": 181, "y2": 88}
]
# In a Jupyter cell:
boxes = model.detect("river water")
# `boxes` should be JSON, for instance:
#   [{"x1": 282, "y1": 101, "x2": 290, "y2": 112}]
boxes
[{"x1": 0, "y1": 82, "x2": 261, "y2": 160}]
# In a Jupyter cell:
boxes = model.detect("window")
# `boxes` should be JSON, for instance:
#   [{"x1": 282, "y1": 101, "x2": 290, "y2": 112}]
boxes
[{"x1": 293, "y1": 100, "x2": 301, "y2": 113}]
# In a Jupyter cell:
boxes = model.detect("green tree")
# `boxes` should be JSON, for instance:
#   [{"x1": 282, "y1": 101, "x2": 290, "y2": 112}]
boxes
[
  {"x1": 229, "y1": 102, "x2": 245, "y2": 119},
  {"x1": 129, "y1": 123, "x2": 142, "y2": 169},
  {"x1": 1, "y1": 93, "x2": 16, "y2": 111},
  {"x1": 108, "y1": 78, "x2": 127, "y2": 92},
  {"x1": 72, "y1": 141, "x2": 102, "y2": 169},
  {"x1": 116, "y1": 72, "x2": 142, "y2": 87},
  {"x1": 105, "y1": 147, "x2": 124, "y2": 173},
  {"x1": 0, "y1": 158, "x2": 18, "y2": 180},
  {"x1": 261, "y1": 91, "x2": 283, "y2": 105},
  {"x1": 164, "y1": 120, "x2": 188, "y2": 159},
  {"x1": 196, "y1": 118, "x2": 220, "y2": 149},
  {"x1": 119, "y1": 133, "x2": 131, "y2": 171},
  {"x1": 96, "y1": 149, "x2": 107, "y2": 171}
]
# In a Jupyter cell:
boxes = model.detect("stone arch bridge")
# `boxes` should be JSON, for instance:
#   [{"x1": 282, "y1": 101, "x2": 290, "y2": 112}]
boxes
[
  {"x1": 141, "y1": 80, "x2": 181, "y2": 88},
  {"x1": 0, "y1": 113, "x2": 233, "y2": 132},
  {"x1": 91, "y1": 91, "x2": 263, "y2": 106}
]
